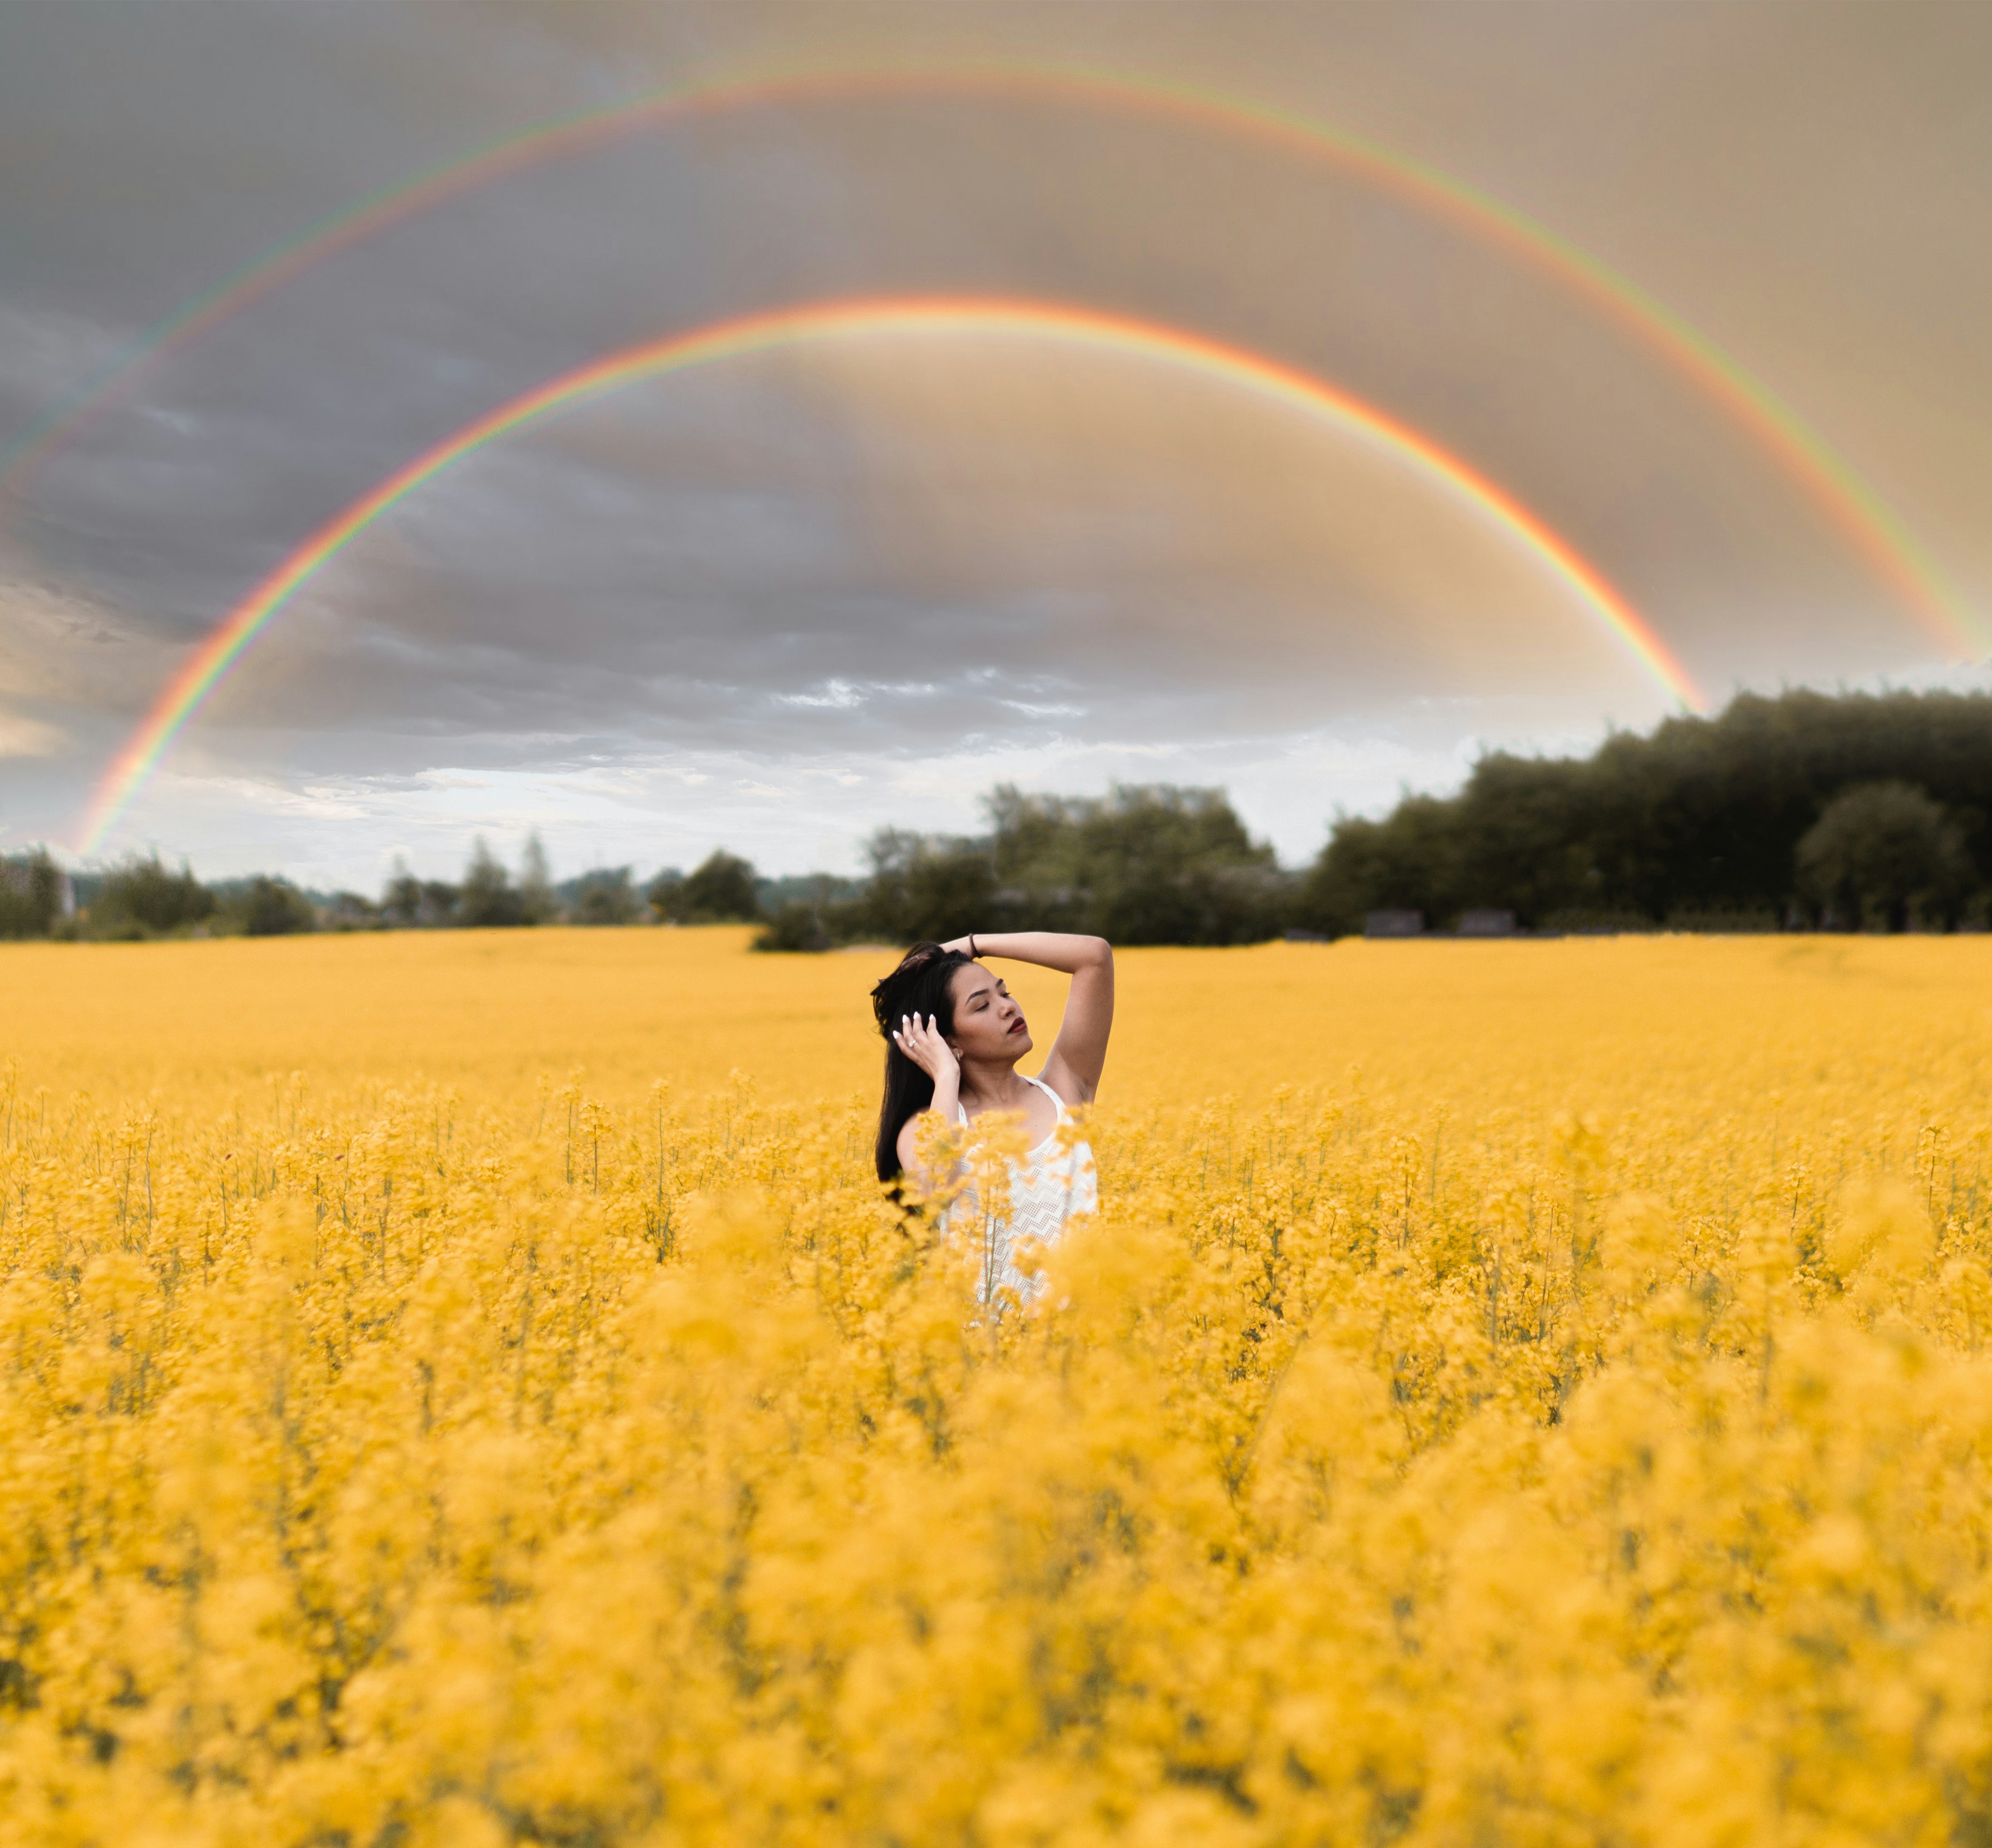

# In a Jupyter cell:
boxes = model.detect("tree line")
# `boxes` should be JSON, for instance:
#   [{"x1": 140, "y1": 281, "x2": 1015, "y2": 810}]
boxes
[
  {"x1": 1299, "y1": 687, "x2": 1992, "y2": 934},
  {"x1": 756, "y1": 784, "x2": 1287, "y2": 951},
  {"x1": 7, "y1": 689, "x2": 1992, "y2": 945},
  {"x1": 0, "y1": 834, "x2": 785, "y2": 942},
  {"x1": 0, "y1": 784, "x2": 1286, "y2": 947}
]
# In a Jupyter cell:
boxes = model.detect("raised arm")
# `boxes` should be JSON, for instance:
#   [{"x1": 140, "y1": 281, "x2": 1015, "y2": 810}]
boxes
[{"x1": 941, "y1": 932, "x2": 1114, "y2": 1105}]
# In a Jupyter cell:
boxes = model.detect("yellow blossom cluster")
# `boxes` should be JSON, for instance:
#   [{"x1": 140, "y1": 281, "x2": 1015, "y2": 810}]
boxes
[{"x1": 4, "y1": 931, "x2": 1992, "y2": 1845}]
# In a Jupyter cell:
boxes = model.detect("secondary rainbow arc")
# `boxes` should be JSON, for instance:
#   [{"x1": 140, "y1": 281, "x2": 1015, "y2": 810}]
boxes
[
  {"x1": 73, "y1": 296, "x2": 1701, "y2": 854},
  {"x1": 0, "y1": 59, "x2": 1972, "y2": 656}
]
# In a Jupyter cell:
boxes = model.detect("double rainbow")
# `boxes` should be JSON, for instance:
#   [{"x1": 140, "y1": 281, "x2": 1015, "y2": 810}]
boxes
[{"x1": 5, "y1": 59, "x2": 1973, "y2": 655}]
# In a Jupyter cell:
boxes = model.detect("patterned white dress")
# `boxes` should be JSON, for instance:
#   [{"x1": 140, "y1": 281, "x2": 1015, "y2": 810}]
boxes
[{"x1": 952, "y1": 1073, "x2": 1098, "y2": 1307}]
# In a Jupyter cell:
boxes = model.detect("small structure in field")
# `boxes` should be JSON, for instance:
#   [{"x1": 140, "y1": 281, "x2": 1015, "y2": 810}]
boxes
[
  {"x1": 1365, "y1": 909, "x2": 1425, "y2": 938},
  {"x1": 1458, "y1": 909, "x2": 1518, "y2": 937}
]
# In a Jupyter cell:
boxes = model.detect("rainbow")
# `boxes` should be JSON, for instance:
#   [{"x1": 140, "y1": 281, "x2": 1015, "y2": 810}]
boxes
[
  {"x1": 1, "y1": 61, "x2": 1974, "y2": 655},
  {"x1": 74, "y1": 296, "x2": 1699, "y2": 854}
]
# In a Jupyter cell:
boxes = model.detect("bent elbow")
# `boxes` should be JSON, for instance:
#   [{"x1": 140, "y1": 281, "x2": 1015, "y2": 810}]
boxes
[{"x1": 1086, "y1": 936, "x2": 1113, "y2": 968}]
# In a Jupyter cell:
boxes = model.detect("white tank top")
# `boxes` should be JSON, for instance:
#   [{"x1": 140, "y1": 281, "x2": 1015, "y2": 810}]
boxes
[{"x1": 951, "y1": 1072, "x2": 1098, "y2": 1307}]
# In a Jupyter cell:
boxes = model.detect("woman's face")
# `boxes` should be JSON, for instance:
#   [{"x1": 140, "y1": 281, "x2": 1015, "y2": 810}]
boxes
[{"x1": 946, "y1": 962, "x2": 1032, "y2": 1064}]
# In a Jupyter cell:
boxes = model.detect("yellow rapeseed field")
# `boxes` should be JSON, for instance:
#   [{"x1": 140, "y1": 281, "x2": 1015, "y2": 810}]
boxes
[{"x1": 6, "y1": 928, "x2": 1992, "y2": 1845}]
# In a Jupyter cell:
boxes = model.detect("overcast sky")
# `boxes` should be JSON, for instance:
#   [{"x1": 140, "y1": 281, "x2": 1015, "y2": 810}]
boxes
[{"x1": 2, "y1": 0, "x2": 1988, "y2": 889}]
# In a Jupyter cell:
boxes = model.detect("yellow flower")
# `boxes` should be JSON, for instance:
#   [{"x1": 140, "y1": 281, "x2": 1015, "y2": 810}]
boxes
[{"x1": 6, "y1": 933, "x2": 1992, "y2": 1843}]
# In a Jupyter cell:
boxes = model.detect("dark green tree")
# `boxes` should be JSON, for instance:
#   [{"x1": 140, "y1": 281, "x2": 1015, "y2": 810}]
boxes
[
  {"x1": 644, "y1": 868, "x2": 683, "y2": 922},
  {"x1": 842, "y1": 786, "x2": 1287, "y2": 948},
  {"x1": 1795, "y1": 782, "x2": 1970, "y2": 931},
  {"x1": 324, "y1": 891, "x2": 382, "y2": 931},
  {"x1": 855, "y1": 829, "x2": 998, "y2": 944},
  {"x1": 93, "y1": 854, "x2": 214, "y2": 937},
  {"x1": 382, "y1": 860, "x2": 459, "y2": 927},
  {"x1": 990, "y1": 785, "x2": 1287, "y2": 946},
  {"x1": 751, "y1": 875, "x2": 859, "y2": 953},
  {"x1": 458, "y1": 837, "x2": 525, "y2": 928},
  {"x1": 237, "y1": 876, "x2": 317, "y2": 936},
  {"x1": 753, "y1": 901, "x2": 835, "y2": 953},
  {"x1": 571, "y1": 867, "x2": 641, "y2": 926},
  {"x1": 654, "y1": 850, "x2": 761, "y2": 923},
  {"x1": 0, "y1": 850, "x2": 64, "y2": 939},
  {"x1": 518, "y1": 833, "x2": 557, "y2": 925}
]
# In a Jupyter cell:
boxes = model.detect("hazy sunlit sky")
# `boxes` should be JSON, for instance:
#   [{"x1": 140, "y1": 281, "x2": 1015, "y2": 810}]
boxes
[{"x1": 2, "y1": 1, "x2": 1988, "y2": 889}]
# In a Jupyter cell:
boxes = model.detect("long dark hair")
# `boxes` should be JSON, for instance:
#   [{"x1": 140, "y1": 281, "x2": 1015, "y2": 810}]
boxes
[{"x1": 870, "y1": 942, "x2": 976, "y2": 1182}]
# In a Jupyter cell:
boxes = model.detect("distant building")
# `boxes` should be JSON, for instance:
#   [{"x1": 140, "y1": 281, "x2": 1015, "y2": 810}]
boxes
[
  {"x1": 1365, "y1": 909, "x2": 1424, "y2": 938},
  {"x1": 1458, "y1": 909, "x2": 1517, "y2": 937}
]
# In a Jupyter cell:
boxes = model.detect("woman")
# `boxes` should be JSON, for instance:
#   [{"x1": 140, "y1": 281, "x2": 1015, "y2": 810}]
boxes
[{"x1": 871, "y1": 932, "x2": 1114, "y2": 1302}]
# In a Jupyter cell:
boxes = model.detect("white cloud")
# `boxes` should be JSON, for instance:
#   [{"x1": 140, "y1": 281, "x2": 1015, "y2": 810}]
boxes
[{"x1": 776, "y1": 680, "x2": 865, "y2": 710}]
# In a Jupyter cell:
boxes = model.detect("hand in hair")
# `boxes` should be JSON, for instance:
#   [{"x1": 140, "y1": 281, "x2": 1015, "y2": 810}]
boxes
[{"x1": 890, "y1": 1012, "x2": 959, "y2": 1088}]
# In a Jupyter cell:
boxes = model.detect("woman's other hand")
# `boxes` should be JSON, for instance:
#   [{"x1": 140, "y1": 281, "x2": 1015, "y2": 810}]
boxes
[{"x1": 892, "y1": 1012, "x2": 960, "y2": 1085}]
